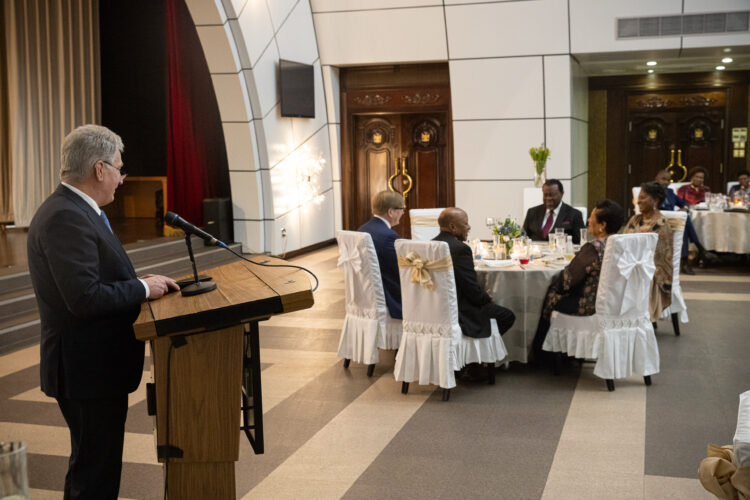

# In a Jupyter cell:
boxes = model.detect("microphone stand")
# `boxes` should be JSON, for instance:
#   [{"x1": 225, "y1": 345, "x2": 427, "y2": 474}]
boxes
[{"x1": 179, "y1": 234, "x2": 217, "y2": 296}]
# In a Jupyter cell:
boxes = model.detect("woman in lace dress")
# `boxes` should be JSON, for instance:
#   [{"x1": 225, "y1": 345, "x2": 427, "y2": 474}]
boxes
[
  {"x1": 625, "y1": 181, "x2": 674, "y2": 322},
  {"x1": 532, "y1": 200, "x2": 626, "y2": 358}
]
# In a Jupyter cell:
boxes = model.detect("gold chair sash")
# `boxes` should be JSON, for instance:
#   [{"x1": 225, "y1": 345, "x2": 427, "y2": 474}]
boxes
[
  {"x1": 698, "y1": 444, "x2": 750, "y2": 499},
  {"x1": 397, "y1": 251, "x2": 452, "y2": 290},
  {"x1": 666, "y1": 217, "x2": 687, "y2": 233},
  {"x1": 410, "y1": 216, "x2": 439, "y2": 227}
]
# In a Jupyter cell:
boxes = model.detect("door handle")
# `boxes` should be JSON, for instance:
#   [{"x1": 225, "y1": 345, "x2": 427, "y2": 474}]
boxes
[
  {"x1": 388, "y1": 156, "x2": 413, "y2": 203},
  {"x1": 666, "y1": 147, "x2": 687, "y2": 182}
]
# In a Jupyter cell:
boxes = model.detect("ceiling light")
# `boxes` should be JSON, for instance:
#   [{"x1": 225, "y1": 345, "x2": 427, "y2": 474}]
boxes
[
  {"x1": 722, "y1": 57, "x2": 733, "y2": 63},
  {"x1": 724, "y1": 48, "x2": 732, "y2": 53},
  {"x1": 648, "y1": 69, "x2": 654, "y2": 74},
  {"x1": 716, "y1": 65, "x2": 726, "y2": 71},
  {"x1": 646, "y1": 61, "x2": 657, "y2": 66}
]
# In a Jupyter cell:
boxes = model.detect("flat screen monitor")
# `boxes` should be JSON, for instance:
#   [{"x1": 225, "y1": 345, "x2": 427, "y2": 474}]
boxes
[{"x1": 279, "y1": 59, "x2": 314, "y2": 118}]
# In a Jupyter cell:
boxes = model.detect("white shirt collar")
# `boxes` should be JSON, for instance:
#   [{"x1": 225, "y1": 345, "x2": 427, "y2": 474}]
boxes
[
  {"x1": 61, "y1": 182, "x2": 101, "y2": 215},
  {"x1": 374, "y1": 215, "x2": 391, "y2": 229},
  {"x1": 549, "y1": 201, "x2": 562, "y2": 215}
]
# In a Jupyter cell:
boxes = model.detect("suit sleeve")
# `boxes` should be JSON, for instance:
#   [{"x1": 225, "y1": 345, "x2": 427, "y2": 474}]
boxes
[
  {"x1": 38, "y1": 208, "x2": 146, "y2": 318},
  {"x1": 522, "y1": 208, "x2": 535, "y2": 240},
  {"x1": 453, "y1": 243, "x2": 492, "y2": 307}
]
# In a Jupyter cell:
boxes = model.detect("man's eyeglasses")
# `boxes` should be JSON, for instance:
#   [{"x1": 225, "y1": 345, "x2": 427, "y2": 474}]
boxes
[{"x1": 101, "y1": 160, "x2": 127, "y2": 180}]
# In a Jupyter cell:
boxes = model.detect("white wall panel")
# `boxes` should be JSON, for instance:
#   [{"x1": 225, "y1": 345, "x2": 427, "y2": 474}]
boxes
[
  {"x1": 312, "y1": 0, "x2": 441, "y2": 12},
  {"x1": 684, "y1": 0, "x2": 750, "y2": 12},
  {"x1": 321, "y1": 65, "x2": 340, "y2": 124},
  {"x1": 333, "y1": 180, "x2": 343, "y2": 232},
  {"x1": 682, "y1": 33, "x2": 750, "y2": 49},
  {"x1": 267, "y1": 0, "x2": 298, "y2": 32},
  {"x1": 276, "y1": 1, "x2": 319, "y2": 64},
  {"x1": 228, "y1": 20, "x2": 252, "y2": 68},
  {"x1": 544, "y1": 118, "x2": 572, "y2": 180},
  {"x1": 233, "y1": 220, "x2": 264, "y2": 254},
  {"x1": 261, "y1": 109, "x2": 295, "y2": 168},
  {"x1": 450, "y1": 58, "x2": 543, "y2": 120},
  {"x1": 250, "y1": 41, "x2": 280, "y2": 118},
  {"x1": 570, "y1": 0, "x2": 682, "y2": 53},
  {"x1": 271, "y1": 209, "x2": 301, "y2": 254},
  {"x1": 571, "y1": 120, "x2": 588, "y2": 178},
  {"x1": 456, "y1": 180, "x2": 526, "y2": 239},
  {"x1": 328, "y1": 124, "x2": 341, "y2": 182},
  {"x1": 544, "y1": 55, "x2": 572, "y2": 119},
  {"x1": 453, "y1": 119, "x2": 544, "y2": 180},
  {"x1": 229, "y1": 170, "x2": 263, "y2": 220},
  {"x1": 299, "y1": 190, "x2": 335, "y2": 247},
  {"x1": 259, "y1": 168, "x2": 274, "y2": 218},
  {"x1": 223, "y1": 121, "x2": 258, "y2": 171},
  {"x1": 313, "y1": 7, "x2": 447, "y2": 66},
  {"x1": 238, "y1": 0, "x2": 275, "y2": 67},
  {"x1": 446, "y1": 0, "x2": 568, "y2": 59},
  {"x1": 571, "y1": 59, "x2": 588, "y2": 122},
  {"x1": 211, "y1": 73, "x2": 253, "y2": 122},
  {"x1": 197, "y1": 24, "x2": 241, "y2": 73},
  {"x1": 221, "y1": 0, "x2": 246, "y2": 19},
  {"x1": 184, "y1": 0, "x2": 226, "y2": 25}
]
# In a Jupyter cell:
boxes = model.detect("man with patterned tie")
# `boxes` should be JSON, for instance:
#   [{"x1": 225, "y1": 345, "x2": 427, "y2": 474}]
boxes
[
  {"x1": 522, "y1": 179, "x2": 585, "y2": 243},
  {"x1": 27, "y1": 124, "x2": 178, "y2": 499}
]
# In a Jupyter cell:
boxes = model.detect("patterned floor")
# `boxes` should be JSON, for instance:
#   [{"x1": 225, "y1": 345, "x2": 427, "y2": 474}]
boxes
[{"x1": 2, "y1": 244, "x2": 747, "y2": 499}]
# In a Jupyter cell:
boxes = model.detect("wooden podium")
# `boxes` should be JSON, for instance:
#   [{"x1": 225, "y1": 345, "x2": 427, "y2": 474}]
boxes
[{"x1": 133, "y1": 258, "x2": 314, "y2": 499}]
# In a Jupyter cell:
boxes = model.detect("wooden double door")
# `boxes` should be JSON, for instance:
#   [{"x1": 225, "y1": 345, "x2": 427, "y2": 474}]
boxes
[
  {"x1": 627, "y1": 91, "x2": 726, "y2": 194},
  {"x1": 351, "y1": 112, "x2": 451, "y2": 238}
]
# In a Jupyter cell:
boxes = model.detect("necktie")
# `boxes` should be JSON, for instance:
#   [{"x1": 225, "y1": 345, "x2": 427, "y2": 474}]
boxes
[
  {"x1": 100, "y1": 210, "x2": 113, "y2": 234},
  {"x1": 541, "y1": 210, "x2": 554, "y2": 239}
]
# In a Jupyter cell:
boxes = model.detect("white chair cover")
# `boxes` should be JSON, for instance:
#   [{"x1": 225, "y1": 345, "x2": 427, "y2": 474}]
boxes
[
  {"x1": 735, "y1": 390, "x2": 750, "y2": 467},
  {"x1": 410, "y1": 208, "x2": 443, "y2": 241},
  {"x1": 632, "y1": 186, "x2": 641, "y2": 214},
  {"x1": 727, "y1": 181, "x2": 739, "y2": 194},
  {"x1": 543, "y1": 233, "x2": 660, "y2": 380},
  {"x1": 575, "y1": 206, "x2": 587, "y2": 223},
  {"x1": 336, "y1": 230, "x2": 402, "y2": 365},
  {"x1": 393, "y1": 240, "x2": 507, "y2": 389},
  {"x1": 659, "y1": 210, "x2": 689, "y2": 323}
]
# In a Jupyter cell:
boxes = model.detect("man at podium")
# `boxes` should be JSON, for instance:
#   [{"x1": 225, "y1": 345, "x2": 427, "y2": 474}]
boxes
[{"x1": 27, "y1": 124, "x2": 178, "y2": 499}]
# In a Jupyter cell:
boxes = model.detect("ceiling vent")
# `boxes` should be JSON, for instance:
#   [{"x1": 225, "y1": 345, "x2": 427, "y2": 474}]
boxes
[{"x1": 617, "y1": 11, "x2": 749, "y2": 38}]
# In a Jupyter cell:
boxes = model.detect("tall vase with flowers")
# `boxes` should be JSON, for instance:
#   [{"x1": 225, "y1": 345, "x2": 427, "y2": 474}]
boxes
[
  {"x1": 530, "y1": 143, "x2": 550, "y2": 187},
  {"x1": 492, "y1": 218, "x2": 524, "y2": 257}
]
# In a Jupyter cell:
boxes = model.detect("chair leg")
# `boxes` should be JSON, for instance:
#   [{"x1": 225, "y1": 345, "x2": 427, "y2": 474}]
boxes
[
  {"x1": 367, "y1": 364, "x2": 375, "y2": 377},
  {"x1": 644, "y1": 375, "x2": 652, "y2": 386},
  {"x1": 487, "y1": 363, "x2": 496, "y2": 385},
  {"x1": 671, "y1": 313, "x2": 681, "y2": 336},
  {"x1": 442, "y1": 388, "x2": 451, "y2": 401},
  {"x1": 606, "y1": 379, "x2": 615, "y2": 391},
  {"x1": 401, "y1": 382, "x2": 409, "y2": 394},
  {"x1": 553, "y1": 353, "x2": 562, "y2": 376},
  {"x1": 652, "y1": 322, "x2": 657, "y2": 330},
  {"x1": 343, "y1": 358, "x2": 350, "y2": 368}
]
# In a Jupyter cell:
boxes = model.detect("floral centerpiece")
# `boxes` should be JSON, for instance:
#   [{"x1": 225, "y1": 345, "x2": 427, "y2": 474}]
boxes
[
  {"x1": 529, "y1": 143, "x2": 550, "y2": 187},
  {"x1": 492, "y1": 217, "x2": 524, "y2": 255}
]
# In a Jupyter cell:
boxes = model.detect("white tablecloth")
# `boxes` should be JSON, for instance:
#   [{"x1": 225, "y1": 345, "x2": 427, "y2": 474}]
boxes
[
  {"x1": 691, "y1": 210, "x2": 750, "y2": 254},
  {"x1": 476, "y1": 260, "x2": 563, "y2": 363}
]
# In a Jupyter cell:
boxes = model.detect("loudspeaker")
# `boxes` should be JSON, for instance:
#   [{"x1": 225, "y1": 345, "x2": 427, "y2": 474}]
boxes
[{"x1": 202, "y1": 197, "x2": 232, "y2": 245}]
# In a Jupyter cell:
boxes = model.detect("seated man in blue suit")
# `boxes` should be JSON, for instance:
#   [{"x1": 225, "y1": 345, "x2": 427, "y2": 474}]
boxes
[
  {"x1": 655, "y1": 169, "x2": 716, "y2": 274},
  {"x1": 358, "y1": 191, "x2": 406, "y2": 320}
]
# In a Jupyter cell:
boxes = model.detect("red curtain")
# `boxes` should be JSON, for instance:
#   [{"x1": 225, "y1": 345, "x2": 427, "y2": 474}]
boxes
[{"x1": 164, "y1": 0, "x2": 228, "y2": 225}]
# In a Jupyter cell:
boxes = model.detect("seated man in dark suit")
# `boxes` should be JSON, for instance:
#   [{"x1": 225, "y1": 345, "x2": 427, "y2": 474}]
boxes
[
  {"x1": 523, "y1": 179, "x2": 585, "y2": 244},
  {"x1": 358, "y1": 191, "x2": 406, "y2": 320},
  {"x1": 433, "y1": 208, "x2": 515, "y2": 340}
]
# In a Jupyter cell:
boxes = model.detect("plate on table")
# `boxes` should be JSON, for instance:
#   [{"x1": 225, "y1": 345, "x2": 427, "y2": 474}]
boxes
[
  {"x1": 481, "y1": 259, "x2": 515, "y2": 268},
  {"x1": 693, "y1": 202, "x2": 708, "y2": 210},
  {"x1": 541, "y1": 257, "x2": 567, "y2": 268}
]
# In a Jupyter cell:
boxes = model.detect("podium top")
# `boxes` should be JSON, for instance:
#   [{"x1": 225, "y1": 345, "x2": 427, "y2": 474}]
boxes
[{"x1": 133, "y1": 257, "x2": 314, "y2": 341}]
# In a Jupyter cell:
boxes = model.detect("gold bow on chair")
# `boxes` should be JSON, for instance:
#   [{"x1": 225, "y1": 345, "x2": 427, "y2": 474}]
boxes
[
  {"x1": 397, "y1": 251, "x2": 453, "y2": 290},
  {"x1": 410, "y1": 216, "x2": 439, "y2": 227},
  {"x1": 698, "y1": 444, "x2": 750, "y2": 499}
]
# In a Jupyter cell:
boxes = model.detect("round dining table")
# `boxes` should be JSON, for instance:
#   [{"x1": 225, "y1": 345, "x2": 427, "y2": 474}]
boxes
[
  {"x1": 690, "y1": 209, "x2": 750, "y2": 254},
  {"x1": 476, "y1": 258, "x2": 566, "y2": 363}
]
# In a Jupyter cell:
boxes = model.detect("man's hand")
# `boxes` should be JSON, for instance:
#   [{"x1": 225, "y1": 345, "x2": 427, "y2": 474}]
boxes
[{"x1": 143, "y1": 274, "x2": 179, "y2": 299}]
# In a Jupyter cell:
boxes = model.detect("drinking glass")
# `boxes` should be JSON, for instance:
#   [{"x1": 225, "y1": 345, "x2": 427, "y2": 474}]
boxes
[
  {"x1": 580, "y1": 228, "x2": 588, "y2": 244},
  {"x1": 548, "y1": 233, "x2": 556, "y2": 252},
  {"x1": 0, "y1": 442, "x2": 28, "y2": 500},
  {"x1": 555, "y1": 228, "x2": 565, "y2": 236}
]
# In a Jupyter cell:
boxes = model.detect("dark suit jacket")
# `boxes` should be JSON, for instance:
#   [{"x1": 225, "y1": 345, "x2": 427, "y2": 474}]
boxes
[
  {"x1": 523, "y1": 202, "x2": 585, "y2": 244},
  {"x1": 358, "y1": 217, "x2": 402, "y2": 319},
  {"x1": 27, "y1": 185, "x2": 146, "y2": 399},
  {"x1": 433, "y1": 231, "x2": 492, "y2": 338}
]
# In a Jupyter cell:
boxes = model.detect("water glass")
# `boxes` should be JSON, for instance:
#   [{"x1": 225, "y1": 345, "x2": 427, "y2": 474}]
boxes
[
  {"x1": 0, "y1": 442, "x2": 28, "y2": 500},
  {"x1": 555, "y1": 228, "x2": 565, "y2": 236},
  {"x1": 580, "y1": 228, "x2": 588, "y2": 243},
  {"x1": 548, "y1": 233, "x2": 556, "y2": 252}
]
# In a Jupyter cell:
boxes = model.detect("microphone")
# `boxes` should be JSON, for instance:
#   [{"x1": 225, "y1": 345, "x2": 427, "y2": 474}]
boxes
[{"x1": 165, "y1": 212, "x2": 226, "y2": 247}]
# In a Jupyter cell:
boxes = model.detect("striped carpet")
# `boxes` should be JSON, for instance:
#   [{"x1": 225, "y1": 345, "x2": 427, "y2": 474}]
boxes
[{"x1": 2, "y1": 244, "x2": 746, "y2": 499}]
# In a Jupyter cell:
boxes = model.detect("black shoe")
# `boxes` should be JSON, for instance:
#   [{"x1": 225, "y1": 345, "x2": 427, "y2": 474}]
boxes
[{"x1": 681, "y1": 258, "x2": 695, "y2": 275}]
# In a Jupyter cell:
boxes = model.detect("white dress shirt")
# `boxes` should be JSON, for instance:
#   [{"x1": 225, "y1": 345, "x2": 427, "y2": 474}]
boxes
[{"x1": 542, "y1": 201, "x2": 563, "y2": 230}]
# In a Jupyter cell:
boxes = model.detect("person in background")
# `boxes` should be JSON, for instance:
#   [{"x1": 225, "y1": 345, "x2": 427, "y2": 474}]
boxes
[
  {"x1": 654, "y1": 169, "x2": 716, "y2": 275},
  {"x1": 728, "y1": 169, "x2": 750, "y2": 201},
  {"x1": 677, "y1": 166, "x2": 711, "y2": 205},
  {"x1": 358, "y1": 190, "x2": 406, "y2": 320},
  {"x1": 532, "y1": 200, "x2": 625, "y2": 360},
  {"x1": 523, "y1": 179, "x2": 585, "y2": 244},
  {"x1": 27, "y1": 124, "x2": 178, "y2": 499},
  {"x1": 625, "y1": 182, "x2": 673, "y2": 322}
]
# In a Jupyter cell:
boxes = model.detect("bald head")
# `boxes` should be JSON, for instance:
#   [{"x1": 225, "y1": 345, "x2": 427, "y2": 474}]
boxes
[{"x1": 438, "y1": 207, "x2": 471, "y2": 241}]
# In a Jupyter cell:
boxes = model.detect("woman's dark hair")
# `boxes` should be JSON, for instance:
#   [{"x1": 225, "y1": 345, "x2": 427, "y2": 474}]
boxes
[
  {"x1": 688, "y1": 166, "x2": 708, "y2": 181},
  {"x1": 640, "y1": 181, "x2": 666, "y2": 205},
  {"x1": 737, "y1": 169, "x2": 750, "y2": 178},
  {"x1": 593, "y1": 199, "x2": 625, "y2": 235}
]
